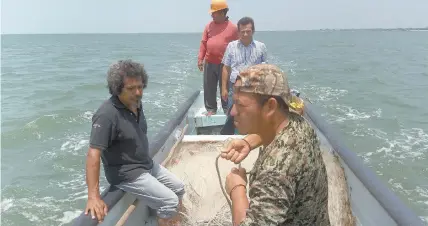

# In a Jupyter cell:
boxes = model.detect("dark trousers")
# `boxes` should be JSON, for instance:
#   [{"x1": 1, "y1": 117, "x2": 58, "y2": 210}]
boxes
[
  {"x1": 203, "y1": 62, "x2": 227, "y2": 113},
  {"x1": 220, "y1": 104, "x2": 236, "y2": 135}
]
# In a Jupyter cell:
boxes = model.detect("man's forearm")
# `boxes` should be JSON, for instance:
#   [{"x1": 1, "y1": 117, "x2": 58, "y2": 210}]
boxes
[
  {"x1": 222, "y1": 65, "x2": 230, "y2": 90},
  {"x1": 86, "y1": 149, "x2": 101, "y2": 199},
  {"x1": 198, "y1": 42, "x2": 207, "y2": 64},
  {"x1": 231, "y1": 186, "x2": 249, "y2": 226},
  {"x1": 243, "y1": 134, "x2": 262, "y2": 150}
]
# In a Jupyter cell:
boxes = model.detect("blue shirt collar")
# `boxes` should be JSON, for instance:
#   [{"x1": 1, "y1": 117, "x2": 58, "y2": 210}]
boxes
[{"x1": 238, "y1": 39, "x2": 255, "y2": 47}]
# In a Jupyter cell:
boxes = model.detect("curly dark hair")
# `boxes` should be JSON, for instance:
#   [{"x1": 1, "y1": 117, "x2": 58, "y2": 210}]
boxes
[{"x1": 106, "y1": 59, "x2": 148, "y2": 95}]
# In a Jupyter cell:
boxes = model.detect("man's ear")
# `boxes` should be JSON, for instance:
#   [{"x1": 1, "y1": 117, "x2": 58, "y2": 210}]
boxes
[{"x1": 263, "y1": 97, "x2": 278, "y2": 118}]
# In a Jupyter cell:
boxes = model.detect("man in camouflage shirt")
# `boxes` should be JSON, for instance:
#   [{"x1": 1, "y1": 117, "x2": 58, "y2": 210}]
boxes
[{"x1": 221, "y1": 64, "x2": 330, "y2": 225}]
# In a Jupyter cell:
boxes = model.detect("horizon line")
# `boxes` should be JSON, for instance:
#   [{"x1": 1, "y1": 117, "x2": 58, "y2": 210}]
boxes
[{"x1": 2, "y1": 26, "x2": 427, "y2": 35}]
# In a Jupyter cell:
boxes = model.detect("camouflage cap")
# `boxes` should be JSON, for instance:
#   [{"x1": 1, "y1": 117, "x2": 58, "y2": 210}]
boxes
[{"x1": 235, "y1": 64, "x2": 292, "y2": 108}]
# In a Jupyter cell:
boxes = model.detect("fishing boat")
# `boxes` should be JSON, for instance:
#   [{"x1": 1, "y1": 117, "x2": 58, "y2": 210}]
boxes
[{"x1": 71, "y1": 90, "x2": 425, "y2": 226}]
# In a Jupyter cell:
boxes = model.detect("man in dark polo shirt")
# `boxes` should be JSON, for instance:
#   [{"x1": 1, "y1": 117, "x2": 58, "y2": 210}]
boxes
[{"x1": 84, "y1": 60, "x2": 185, "y2": 226}]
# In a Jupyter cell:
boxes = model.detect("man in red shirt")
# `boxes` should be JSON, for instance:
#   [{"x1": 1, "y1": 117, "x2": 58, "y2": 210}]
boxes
[{"x1": 198, "y1": 0, "x2": 238, "y2": 116}]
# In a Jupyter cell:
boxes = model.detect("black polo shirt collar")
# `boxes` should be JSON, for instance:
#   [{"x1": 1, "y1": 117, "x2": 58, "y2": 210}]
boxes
[{"x1": 110, "y1": 95, "x2": 142, "y2": 112}]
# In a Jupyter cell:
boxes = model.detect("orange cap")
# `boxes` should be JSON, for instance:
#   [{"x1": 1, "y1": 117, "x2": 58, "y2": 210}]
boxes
[{"x1": 210, "y1": 0, "x2": 228, "y2": 14}]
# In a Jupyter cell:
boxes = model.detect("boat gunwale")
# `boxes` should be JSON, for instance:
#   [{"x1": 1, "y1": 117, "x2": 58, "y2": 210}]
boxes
[{"x1": 304, "y1": 102, "x2": 425, "y2": 226}]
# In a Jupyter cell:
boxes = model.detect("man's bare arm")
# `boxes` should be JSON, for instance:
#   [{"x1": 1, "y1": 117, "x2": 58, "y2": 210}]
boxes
[
  {"x1": 231, "y1": 186, "x2": 249, "y2": 226},
  {"x1": 85, "y1": 113, "x2": 113, "y2": 222},
  {"x1": 222, "y1": 65, "x2": 231, "y2": 89},
  {"x1": 85, "y1": 147, "x2": 108, "y2": 222},
  {"x1": 86, "y1": 147, "x2": 102, "y2": 199},
  {"x1": 221, "y1": 65, "x2": 231, "y2": 100}
]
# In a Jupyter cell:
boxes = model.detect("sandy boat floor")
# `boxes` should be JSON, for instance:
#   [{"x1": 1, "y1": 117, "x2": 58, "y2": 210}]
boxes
[
  {"x1": 164, "y1": 139, "x2": 259, "y2": 225},
  {"x1": 163, "y1": 138, "x2": 355, "y2": 226}
]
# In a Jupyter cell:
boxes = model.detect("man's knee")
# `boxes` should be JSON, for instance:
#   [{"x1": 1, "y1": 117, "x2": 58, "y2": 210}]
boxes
[
  {"x1": 157, "y1": 194, "x2": 180, "y2": 219},
  {"x1": 174, "y1": 180, "x2": 185, "y2": 200}
]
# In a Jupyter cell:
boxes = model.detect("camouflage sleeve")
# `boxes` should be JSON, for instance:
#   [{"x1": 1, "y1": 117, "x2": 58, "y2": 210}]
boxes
[{"x1": 239, "y1": 166, "x2": 296, "y2": 226}]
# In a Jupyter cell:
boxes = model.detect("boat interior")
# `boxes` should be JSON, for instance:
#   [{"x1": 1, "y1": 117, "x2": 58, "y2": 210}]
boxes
[{"x1": 71, "y1": 90, "x2": 425, "y2": 226}]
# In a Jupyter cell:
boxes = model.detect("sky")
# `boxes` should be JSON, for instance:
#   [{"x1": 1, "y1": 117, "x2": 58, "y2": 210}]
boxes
[{"x1": 1, "y1": 0, "x2": 427, "y2": 34}]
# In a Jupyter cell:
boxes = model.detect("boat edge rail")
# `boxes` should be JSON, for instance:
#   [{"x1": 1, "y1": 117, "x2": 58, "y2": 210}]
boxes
[{"x1": 304, "y1": 102, "x2": 425, "y2": 226}]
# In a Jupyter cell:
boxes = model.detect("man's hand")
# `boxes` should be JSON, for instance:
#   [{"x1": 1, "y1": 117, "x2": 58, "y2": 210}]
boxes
[
  {"x1": 221, "y1": 88, "x2": 229, "y2": 102},
  {"x1": 226, "y1": 167, "x2": 247, "y2": 197},
  {"x1": 85, "y1": 197, "x2": 108, "y2": 223},
  {"x1": 221, "y1": 139, "x2": 251, "y2": 164},
  {"x1": 198, "y1": 62, "x2": 204, "y2": 71}
]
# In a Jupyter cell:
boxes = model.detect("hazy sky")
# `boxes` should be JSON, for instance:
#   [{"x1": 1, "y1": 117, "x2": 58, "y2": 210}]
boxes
[{"x1": 1, "y1": 0, "x2": 427, "y2": 34}]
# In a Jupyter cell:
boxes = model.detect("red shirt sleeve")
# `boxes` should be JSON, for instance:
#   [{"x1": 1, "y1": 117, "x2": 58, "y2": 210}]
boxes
[{"x1": 198, "y1": 25, "x2": 209, "y2": 64}]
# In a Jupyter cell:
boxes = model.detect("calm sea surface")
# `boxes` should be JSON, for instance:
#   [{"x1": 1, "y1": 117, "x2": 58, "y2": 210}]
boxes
[{"x1": 1, "y1": 31, "x2": 427, "y2": 225}]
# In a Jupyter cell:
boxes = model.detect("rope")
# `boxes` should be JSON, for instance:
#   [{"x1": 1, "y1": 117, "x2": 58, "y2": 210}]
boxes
[
  {"x1": 216, "y1": 154, "x2": 233, "y2": 209},
  {"x1": 215, "y1": 154, "x2": 251, "y2": 211}
]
